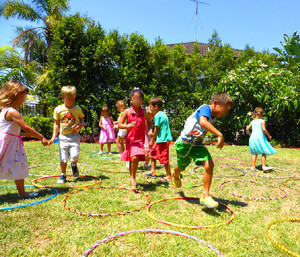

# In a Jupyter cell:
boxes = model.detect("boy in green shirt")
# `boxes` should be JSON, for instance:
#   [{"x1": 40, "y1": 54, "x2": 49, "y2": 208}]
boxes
[{"x1": 147, "y1": 97, "x2": 172, "y2": 181}]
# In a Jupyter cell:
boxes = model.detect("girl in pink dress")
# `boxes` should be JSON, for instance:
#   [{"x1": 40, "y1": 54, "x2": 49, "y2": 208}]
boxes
[
  {"x1": 118, "y1": 88, "x2": 150, "y2": 189},
  {"x1": 0, "y1": 81, "x2": 48, "y2": 197},
  {"x1": 99, "y1": 106, "x2": 116, "y2": 154}
]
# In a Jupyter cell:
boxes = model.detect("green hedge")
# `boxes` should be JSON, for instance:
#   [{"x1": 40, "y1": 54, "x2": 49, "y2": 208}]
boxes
[{"x1": 23, "y1": 115, "x2": 54, "y2": 139}]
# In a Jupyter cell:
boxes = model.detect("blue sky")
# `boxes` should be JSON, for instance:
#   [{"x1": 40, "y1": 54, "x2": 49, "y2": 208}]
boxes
[{"x1": 0, "y1": 0, "x2": 299, "y2": 52}]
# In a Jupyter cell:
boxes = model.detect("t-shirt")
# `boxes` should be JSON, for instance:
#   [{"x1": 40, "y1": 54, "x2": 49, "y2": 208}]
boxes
[
  {"x1": 117, "y1": 111, "x2": 126, "y2": 132},
  {"x1": 179, "y1": 104, "x2": 215, "y2": 145},
  {"x1": 53, "y1": 104, "x2": 84, "y2": 135},
  {"x1": 154, "y1": 111, "x2": 172, "y2": 143}
]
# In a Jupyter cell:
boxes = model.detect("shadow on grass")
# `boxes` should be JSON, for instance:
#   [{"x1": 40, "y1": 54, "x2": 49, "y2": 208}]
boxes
[{"x1": 0, "y1": 188, "x2": 59, "y2": 205}]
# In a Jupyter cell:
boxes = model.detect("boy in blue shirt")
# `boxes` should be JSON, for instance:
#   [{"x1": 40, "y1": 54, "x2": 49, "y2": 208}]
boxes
[
  {"x1": 147, "y1": 97, "x2": 172, "y2": 181},
  {"x1": 172, "y1": 92, "x2": 233, "y2": 208}
]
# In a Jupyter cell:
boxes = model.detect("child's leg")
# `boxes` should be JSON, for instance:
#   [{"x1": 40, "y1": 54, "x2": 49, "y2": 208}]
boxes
[
  {"x1": 100, "y1": 143, "x2": 104, "y2": 154},
  {"x1": 107, "y1": 143, "x2": 111, "y2": 153},
  {"x1": 164, "y1": 163, "x2": 171, "y2": 180},
  {"x1": 148, "y1": 158, "x2": 156, "y2": 176},
  {"x1": 202, "y1": 160, "x2": 214, "y2": 198},
  {"x1": 262, "y1": 154, "x2": 266, "y2": 168},
  {"x1": 15, "y1": 179, "x2": 26, "y2": 196},
  {"x1": 252, "y1": 155, "x2": 257, "y2": 169},
  {"x1": 173, "y1": 166, "x2": 184, "y2": 180},
  {"x1": 116, "y1": 136, "x2": 125, "y2": 154},
  {"x1": 60, "y1": 162, "x2": 67, "y2": 174},
  {"x1": 130, "y1": 156, "x2": 139, "y2": 189}
]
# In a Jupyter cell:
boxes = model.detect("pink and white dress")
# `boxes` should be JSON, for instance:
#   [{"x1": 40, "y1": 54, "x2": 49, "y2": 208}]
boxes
[
  {"x1": 99, "y1": 117, "x2": 116, "y2": 144},
  {"x1": 121, "y1": 107, "x2": 146, "y2": 162},
  {"x1": 0, "y1": 107, "x2": 28, "y2": 180}
]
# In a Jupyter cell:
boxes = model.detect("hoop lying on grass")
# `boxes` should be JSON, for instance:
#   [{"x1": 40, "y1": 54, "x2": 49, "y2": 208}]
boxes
[
  {"x1": 32, "y1": 175, "x2": 102, "y2": 189},
  {"x1": 89, "y1": 152, "x2": 120, "y2": 159},
  {"x1": 81, "y1": 228, "x2": 224, "y2": 257},
  {"x1": 213, "y1": 158, "x2": 249, "y2": 166},
  {"x1": 0, "y1": 185, "x2": 58, "y2": 211},
  {"x1": 193, "y1": 165, "x2": 245, "y2": 178},
  {"x1": 245, "y1": 167, "x2": 295, "y2": 180},
  {"x1": 63, "y1": 186, "x2": 151, "y2": 217},
  {"x1": 266, "y1": 217, "x2": 300, "y2": 257},
  {"x1": 147, "y1": 197, "x2": 234, "y2": 229},
  {"x1": 219, "y1": 179, "x2": 287, "y2": 201},
  {"x1": 28, "y1": 163, "x2": 93, "y2": 177},
  {"x1": 283, "y1": 177, "x2": 299, "y2": 192}
]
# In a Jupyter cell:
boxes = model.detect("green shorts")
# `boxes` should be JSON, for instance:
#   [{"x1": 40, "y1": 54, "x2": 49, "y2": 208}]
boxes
[{"x1": 176, "y1": 140, "x2": 212, "y2": 170}]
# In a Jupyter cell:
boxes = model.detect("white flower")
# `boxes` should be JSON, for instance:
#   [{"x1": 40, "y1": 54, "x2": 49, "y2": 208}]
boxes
[
  {"x1": 257, "y1": 68, "x2": 261, "y2": 72},
  {"x1": 248, "y1": 60, "x2": 252, "y2": 64},
  {"x1": 247, "y1": 112, "x2": 252, "y2": 116}
]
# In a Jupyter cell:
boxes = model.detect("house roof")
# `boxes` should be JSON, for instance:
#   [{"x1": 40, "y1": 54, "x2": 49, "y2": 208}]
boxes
[{"x1": 166, "y1": 41, "x2": 244, "y2": 58}]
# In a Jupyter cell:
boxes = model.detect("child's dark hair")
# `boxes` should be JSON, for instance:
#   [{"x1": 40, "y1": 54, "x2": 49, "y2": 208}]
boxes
[
  {"x1": 129, "y1": 87, "x2": 144, "y2": 100},
  {"x1": 101, "y1": 106, "x2": 111, "y2": 116},
  {"x1": 149, "y1": 97, "x2": 163, "y2": 108},
  {"x1": 210, "y1": 92, "x2": 233, "y2": 106}
]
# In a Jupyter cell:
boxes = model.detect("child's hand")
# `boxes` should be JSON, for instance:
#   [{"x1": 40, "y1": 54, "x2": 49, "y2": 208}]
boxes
[
  {"x1": 148, "y1": 131, "x2": 153, "y2": 137},
  {"x1": 41, "y1": 138, "x2": 48, "y2": 146},
  {"x1": 48, "y1": 137, "x2": 55, "y2": 146},
  {"x1": 216, "y1": 135, "x2": 224, "y2": 150},
  {"x1": 127, "y1": 121, "x2": 136, "y2": 129},
  {"x1": 268, "y1": 135, "x2": 272, "y2": 140}
]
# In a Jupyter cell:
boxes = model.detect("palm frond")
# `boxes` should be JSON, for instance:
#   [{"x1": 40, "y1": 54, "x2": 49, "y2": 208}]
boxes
[{"x1": 0, "y1": 0, "x2": 42, "y2": 22}]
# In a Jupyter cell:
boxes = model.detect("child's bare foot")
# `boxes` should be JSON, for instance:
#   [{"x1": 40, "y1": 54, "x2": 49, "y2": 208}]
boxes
[
  {"x1": 160, "y1": 176, "x2": 172, "y2": 182},
  {"x1": 131, "y1": 178, "x2": 137, "y2": 189}
]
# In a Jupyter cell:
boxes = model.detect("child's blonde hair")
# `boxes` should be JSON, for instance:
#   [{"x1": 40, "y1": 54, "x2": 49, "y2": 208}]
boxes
[
  {"x1": 116, "y1": 100, "x2": 127, "y2": 109},
  {"x1": 101, "y1": 106, "x2": 111, "y2": 116},
  {"x1": 252, "y1": 107, "x2": 264, "y2": 118},
  {"x1": 61, "y1": 85, "x2": 76, "y2": 98},
  {"x1": 0, "y1": 80, "x2": 29, "y2": 108}
]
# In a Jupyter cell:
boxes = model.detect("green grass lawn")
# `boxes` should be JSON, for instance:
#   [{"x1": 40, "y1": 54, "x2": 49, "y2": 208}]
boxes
[{"x1": 0, "y1": 142, "x2": 299, "y2": 256}]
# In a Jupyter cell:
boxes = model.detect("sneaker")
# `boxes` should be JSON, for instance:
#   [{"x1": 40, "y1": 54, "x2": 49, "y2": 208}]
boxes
[
  {"x1": 57, "y1": 174, "x2": 67, "y2": 184},
  {"x1": 18, "y1": 192, "x2": 38, "y2": 198},
  {"x1": 99, "y1": 150, "x2": 103, "y2": 155},
  {"x1": 108, "y1": 152, "x2": 113, "y2": 154},
  {"x1": 171, "y1": 173, "x2": 182, "y2": 188},
  {"x1": 200, "y1": 196, "x2": 219, "y2": 209},
  {"x1": 142, "y1": 164, "x2": 150, "y2": 170},
  {"x1": 71, "y1": 163, "x2": 79, "y2": 177}
]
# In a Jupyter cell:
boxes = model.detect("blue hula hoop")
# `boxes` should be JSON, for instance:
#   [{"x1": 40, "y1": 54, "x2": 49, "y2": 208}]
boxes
[
  {"x1": 89, "y1": 152, "x2": 120, "y2": 159},
  {"x1": 0, "y1": 185, "x2": 58, "y2": 211}
]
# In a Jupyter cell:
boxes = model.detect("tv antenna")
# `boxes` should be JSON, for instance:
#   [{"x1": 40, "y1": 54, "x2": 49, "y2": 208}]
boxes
[{"x1": 190, "y1": 0, "x2": 209, "y2": 42}]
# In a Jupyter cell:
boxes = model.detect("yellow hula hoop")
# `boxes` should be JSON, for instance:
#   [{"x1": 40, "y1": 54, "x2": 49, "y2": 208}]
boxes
[
  {"x1": 266, "y1": 217, "x2": 300, "y2": 257},
  {"x1": 32, "y1": 175, "x2": 102, "y2": 189},
  {"x1": 147, "y1": 197, "x2": 235, "y2": 229}
]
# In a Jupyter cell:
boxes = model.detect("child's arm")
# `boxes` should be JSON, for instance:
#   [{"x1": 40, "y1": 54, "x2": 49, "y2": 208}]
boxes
[
  {"x1": 7, "y1": 109, "x2": 48, "y2": 146},
  {"x1": 149, "y1": 126, "x2": 159, "y2": 149},
  {"x1": 48, "y1": 120, "x2": 60, "y2": 145},
  {"x1": 118, "y1": 109, "x2": 135, "y2": 129},
  {"x1": 99, "y1": 117, "x2": 106, "y2": 130},
  {"x1": 261, "y1": 121, "x2": 272, "y2": 140},
  {"x1": 73, "y1": 118, "x2": 85, "y2": 132},
  {"x1": 199, "y1": 116, "x2": 224, "y2": 149},
  {"x1": 246, "y1": 123, "x2": 252, "y2": 136}
]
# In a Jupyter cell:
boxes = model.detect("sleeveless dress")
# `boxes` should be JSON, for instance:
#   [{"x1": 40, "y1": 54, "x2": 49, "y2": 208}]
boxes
[
  {"x1": 0, "y1": 107, "x2": 28, "y2": 180},
  {"x1": 99, "y1": 117, "x2": 116, "y2": 144},
  {"x1": 249, "y1": 119, "x2": 277, "y2": 155},
  {"x1": 121, "y1": 107, "x2": 146, "y2": 161}
]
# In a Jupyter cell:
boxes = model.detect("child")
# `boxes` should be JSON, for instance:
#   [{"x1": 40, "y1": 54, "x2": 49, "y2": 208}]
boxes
[
  {"x1": 115, "y1": 100, "x2": 127, "y2": 154},
  {"x1": 49, "y1": 86, "x2": 85, "y2": 183},
  {"x1": 0, "y1": 81, "x2": 48, "y2": 197},
  {"x1": 246, "y1": 107, "x2": 276, "y2": 171},
  {"x1": 147, "y1": 97, "x2": 172, "y2": 181},
  {"x1": 99, "y1": 106, "x2": 115, "y2": 154},
  {"x1": 118, "y1": 87, "x2": 150, "y2": 189},
  {"x1": 172, "y1": 92, "x2": 233, "y2": 208},
  {"x1": 143, "y1": 106, "x2": 154, "y2": 170}
]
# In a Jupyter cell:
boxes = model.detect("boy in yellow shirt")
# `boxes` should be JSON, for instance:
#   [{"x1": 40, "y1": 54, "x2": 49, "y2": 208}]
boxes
[{"x1": 49, "y1": 86, "x2": 85, "y2": 183}]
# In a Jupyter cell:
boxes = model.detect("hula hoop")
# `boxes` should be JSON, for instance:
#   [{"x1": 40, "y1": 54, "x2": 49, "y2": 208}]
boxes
[
  {"x1": 213, "y1": 158, "x2": 249, "y2": 166},
  {"x1": 0, "y1": 185, "x2": 58, "y2": 211},
  {"x1": 147, "y1": 197, "x2": 234, "y2": 229},
  {"x1": 89, "y1": 152, "x2": 120, "y2": 159},
  {"x1": 32, "y1": 175, "x2": 102, "y2": 189},
  {"x1": 82, "y1": 228, "x2": 224, "y2": 257},
  {"x1": 219, "y1": 179, "x2": 287, "y2": 200},
  {"x1": 245, "y1": 167, "x2": 295, "y2": 180},
  {"x1": 63, "y1": 186, "x2": 150, "y2": 217},
  {"x1": 28, "y1": 163, "x2": 93, "y2": 177},
  {"x1": 266, "y1": 217, "x2": 300, "y2": 257},
  {"x1": 283, "y1": 177, "x2": 299, "y2": 192},
  {"x1": 193, "y1": 165, "x2": 245, "y2": 178}
]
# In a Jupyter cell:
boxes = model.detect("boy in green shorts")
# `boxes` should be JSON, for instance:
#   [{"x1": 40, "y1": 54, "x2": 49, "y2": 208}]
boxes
[{"x1": 172, "y1": 92, "x2": 233, "y2": 208}]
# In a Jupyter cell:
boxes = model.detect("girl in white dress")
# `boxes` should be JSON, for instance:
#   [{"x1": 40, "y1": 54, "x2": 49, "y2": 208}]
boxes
[{"x1": 0, "y1": 81, "x2": 48, "y2": 197}]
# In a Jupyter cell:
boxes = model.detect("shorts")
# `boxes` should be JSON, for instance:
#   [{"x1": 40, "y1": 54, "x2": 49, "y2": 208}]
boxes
[
  {"x1": 176, "y1": 140, "x2": 212, "y2": 170},
  {"x1": 117, "y1": 130, "x2": 127, "y2": 138},
  {"x1": 149, "y1": 141, "x2": 170, "y2": 165},
  {"x1": 58, "y1": 134, "x2": 80, "y2": 163}
]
